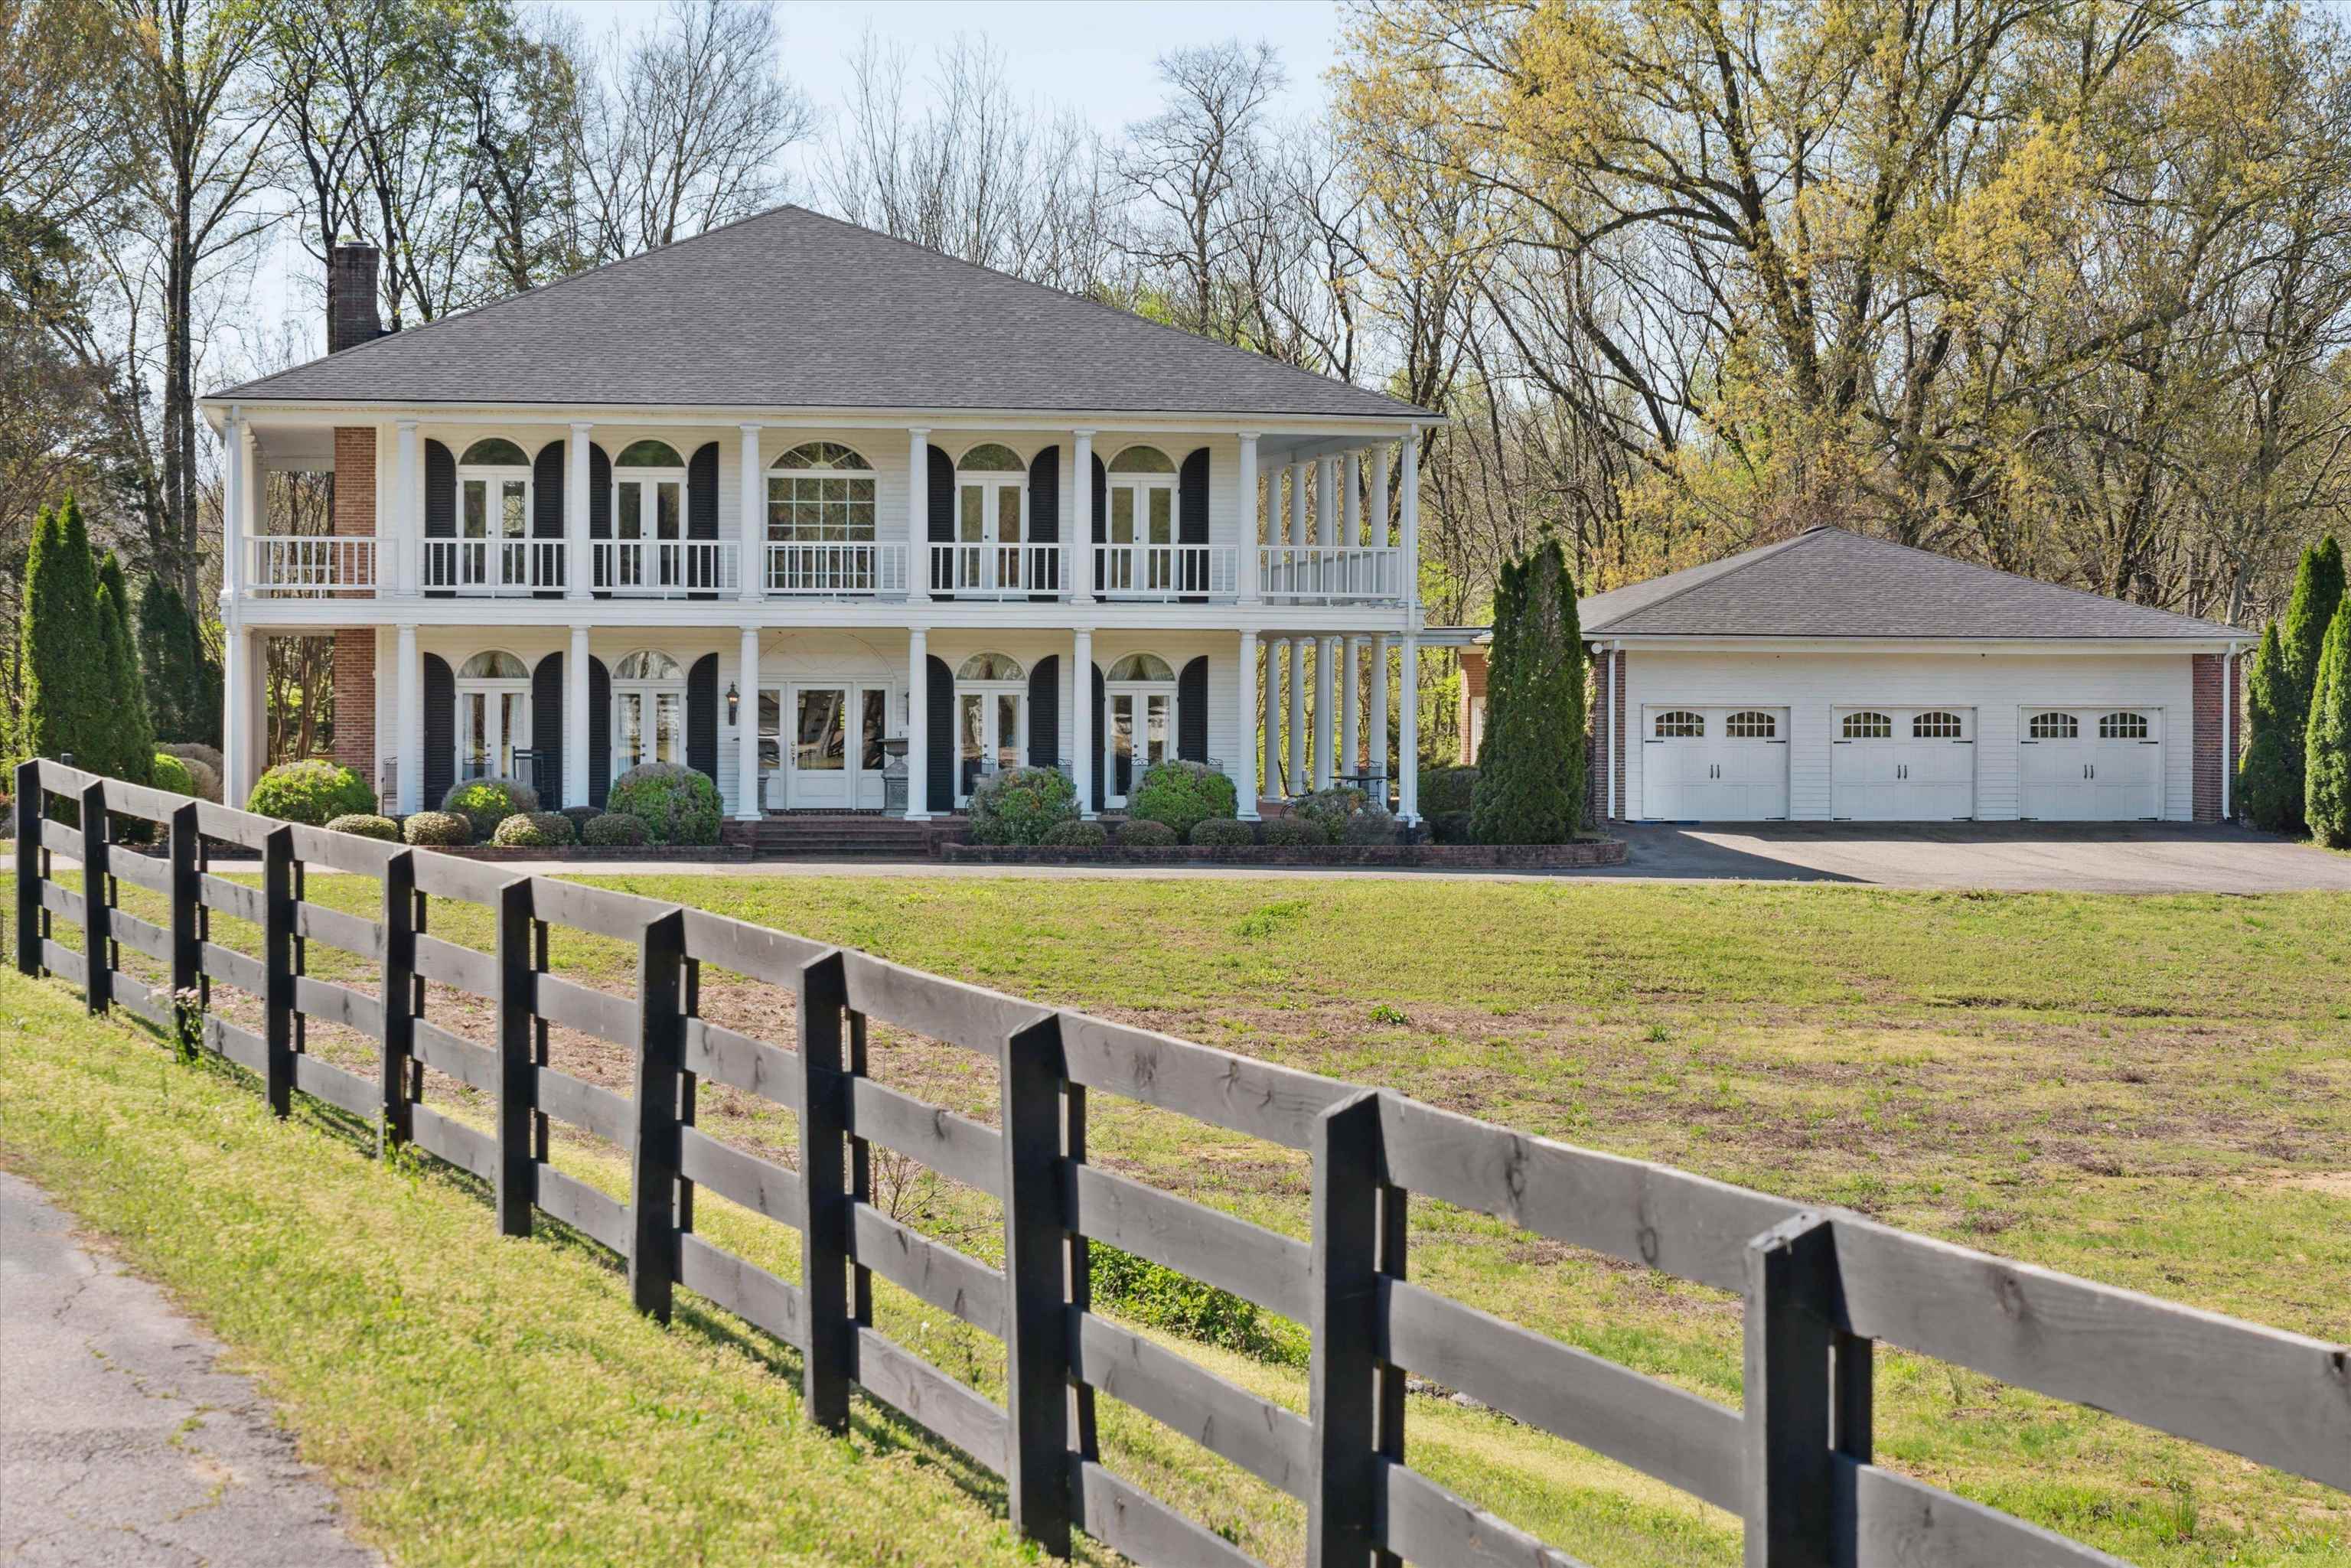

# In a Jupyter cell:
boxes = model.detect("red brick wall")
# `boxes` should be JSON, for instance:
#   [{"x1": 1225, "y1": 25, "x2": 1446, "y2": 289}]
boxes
[
  {"x1": 2192, "y1": 653, "x2": 2223, "y2": 824},
  {"x1": 1459, "y1": 647, "x2": 1487, "y2": 765},
  {"x1": 331, "y1": 428, "x2": 377, "y2": 781}
]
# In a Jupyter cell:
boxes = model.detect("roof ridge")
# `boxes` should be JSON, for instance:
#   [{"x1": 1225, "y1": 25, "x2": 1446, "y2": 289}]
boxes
[
  {"x1": 1831, "y1": 526, "x2": 2242, "y2": 634},
  {"x1": 1583, "y1": 527, "x2": 1823, "y2": 630}
]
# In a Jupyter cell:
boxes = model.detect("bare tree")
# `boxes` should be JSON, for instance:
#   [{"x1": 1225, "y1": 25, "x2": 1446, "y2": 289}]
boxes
[{"x1": 1116, "y1": 39, "x2": 1284, "y2": 341}]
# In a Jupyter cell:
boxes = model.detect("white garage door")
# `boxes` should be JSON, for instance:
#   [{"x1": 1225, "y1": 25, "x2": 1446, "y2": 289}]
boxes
[
  {"x1": 2018, "y1": 708, "x2": 2163, "y2": 820},
  {"x1": 1642, "y1": 706, "x2": 1789, "y2": 820},
  {"x1": 1831, "y1": 707, "x2": 1977, "y2": 820}
]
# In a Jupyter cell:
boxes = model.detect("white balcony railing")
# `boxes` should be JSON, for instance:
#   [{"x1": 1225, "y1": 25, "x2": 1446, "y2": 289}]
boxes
[
  {"x1": 1092, "y1": 543, "x2": 1237, "y2": 600},
  {"x1": 928, "y1": 543, "x2": 1065, "y2": 599},
  {"x1": 249, "y1": 535, "x2": 377, "y2": 595},
  {"x1": 594, "y1": 540, "x2": 739, "y2": 597},
  {"x1": 1259, "y1": 545, "x2": 1405, "y2": 602},
  {"x1": 422, "y1": 537, "x2": 566, "y2": 595},
  {"x1": 765, "y1": 540, "x2": 907, "y2": 596}
]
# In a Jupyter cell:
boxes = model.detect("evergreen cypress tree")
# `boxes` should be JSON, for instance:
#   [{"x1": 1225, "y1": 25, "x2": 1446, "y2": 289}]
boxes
[
  {"x1": 2269, "y1": 535, "x2": 2346, "y2": 830},
  {"x1": 184, "y1": 597, "x2": 223, "y2": 748},
  {"x1": 2307, "y1": 601, "x2": 2351, "y2": 849},
  {"x1": 1470, "y1": 537, "x2": 1587, "y2": 844},
  {"x1": 15, "y1": 494, "x2": 109, "y2": 768},
  {"x1": 2239, "y1": 623, "x2": 2300, "y2": 831},
  {"x1": 96, "y1": 552, "x2": 155, "y2": 786},
  {"x1": 138, "y1": 575, "x2": 190, "y2": 742}
]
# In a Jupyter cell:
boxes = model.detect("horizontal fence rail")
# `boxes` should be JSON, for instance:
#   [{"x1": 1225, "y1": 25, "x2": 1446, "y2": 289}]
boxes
[{"x1": 11, "y1": 755, "x2": 2349, "y2": 1568}]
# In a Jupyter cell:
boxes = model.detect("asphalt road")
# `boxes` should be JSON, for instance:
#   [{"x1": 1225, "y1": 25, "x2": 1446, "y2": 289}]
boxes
[{"x1": 0, "y1": 1170, "x2": 378, "y2": 1567}]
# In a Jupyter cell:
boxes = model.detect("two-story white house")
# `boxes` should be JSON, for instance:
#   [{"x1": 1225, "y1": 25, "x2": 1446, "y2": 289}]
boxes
[{"x1": 201, "y1": 207, "x2": 1442, "y2": 834}]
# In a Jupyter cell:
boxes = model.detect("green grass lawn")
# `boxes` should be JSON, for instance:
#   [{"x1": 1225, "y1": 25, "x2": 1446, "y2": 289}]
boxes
[{"x1": 3, "y1": 872, "x2": 2347, "y2": 1566}]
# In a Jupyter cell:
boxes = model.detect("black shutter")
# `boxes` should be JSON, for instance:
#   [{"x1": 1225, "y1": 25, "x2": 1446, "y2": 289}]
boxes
[
  {"x1": 532, "y1": 651, "x2": 563, "y2": 804},
  {"x1": 1028, "y1": 445, "x2": 1060, "y2": 601},
  {"x1": 687, "y1": 442, "x2": 719, "y2": 600},
  {"x1": 687, "y1": 653, "x2": 719, "y2": 782},
  {"x1": 589, "y1": 656, "x2": 611, "y2": 807},
  {"x1": 1091, "y1": 452, "x2": 1107, "y2": 594},
  {"x1": 1178, "y1": 656, "x2": 1209, "y2": 763},
  {"x1": 1091, "y1": 660, "x2": 1106, "y2": 813},
  {"x1": 422, "y1": 653, "x2": 454, "y2": 809},
  {"x1": 928, "y1": 445, "x2": 955, "y2": 601},
  {"x1": 589, "y1": 442, "x2": 612, "y2": 600},
  {"x1": 533, "y1": 440, "x2": 565, "y2": 600},
  {"x1": 1179, "y1": 448, "x2": 1210, "y2": 603},
  {"x1": 1028, "y1": 655, "x2": 1060, "y2": 769},
  {"x1": 424, "y1": 440, "x2": 455, "y2": 599},
  {"x1": 926, "y1": 654, "x2": 954, "y2": 813}
]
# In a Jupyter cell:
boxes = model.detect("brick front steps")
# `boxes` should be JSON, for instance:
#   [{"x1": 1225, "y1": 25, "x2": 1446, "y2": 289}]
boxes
[{"x1": 940, "y1": 838, "x2": 1629, "y2": 870}]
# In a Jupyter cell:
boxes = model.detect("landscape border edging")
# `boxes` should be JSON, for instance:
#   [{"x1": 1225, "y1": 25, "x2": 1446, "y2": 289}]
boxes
[{"x1": 941, "y1": 838, "x2": 1627, "y2": 869}]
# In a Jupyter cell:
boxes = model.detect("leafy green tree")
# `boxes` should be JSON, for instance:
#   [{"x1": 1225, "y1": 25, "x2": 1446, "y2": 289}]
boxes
[
  {"x1": 2238, "y1": 623, "x2": 2300, "y2": 832},
  {"x1": 1470, "y1": 537, "x2": 1586, "y2": 845},
  {"x1": 94, "y1": 551, "x2": 155, "y2": 786},
  {"x1": 137, "y1": 576, "x2": 191, "y2": 741},
  {"x1": 12, "y1": 494, "x2": 108, "y2": 770},
  {"x1": 2270, "y1": 536, "x2": 2345, "y2": 830},
  {"x1": 2307, "y1": 601, "x2": 2351, "y2": 849}
]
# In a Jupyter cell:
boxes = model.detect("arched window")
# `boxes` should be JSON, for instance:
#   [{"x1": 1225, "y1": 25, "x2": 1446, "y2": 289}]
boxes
[
  {"x1": 767, "y1": 442, "x2": 876, "y2": 575},
  {"x1": 1841, "y1": 711, "x2": 1893, "y2": 740},
  {"x1": 2098, "y1": 710, "x2": 2150, "y2": 740},
  {"x1": 454, "y1": 650, "x2": 531, "y2": 783},
  {"x1": 460, "y1": 438, "x2": 529, "y2": 466},
  {"x1": 615, "y1": 649, "x2": 683, "y2": 681},
  {"x1": 615, "y1": 439, "x2": 684, "y2": 468},
  {"x1": 1912, "y1": 711, "x2": 1965, "y2": 739},
  {"x1": 1725, "y1": 710, "x2": 1776, "y2": 739},
  {"x1": 1108, "y1": 445, "x2": 1176, "y2": 474},
  {"x1": 957, "y1": 443, "x2": 1024, "y2": 471},
  {"x1": 956, "y1": 652, "x2": 1024, "y2": 681},
  {"x1": 772, "y1": 441, "x2": 870, "y2": 471},
  {"x1": 458, "y1": 650, "x2": 528, "y2": 680},
  {"x1": 2028, "y1": 711, "x2": 2079, "y2": 740},
  {"x1": 1654, "y1": 710, "x2": 1705, "y2": 738},
  {"x1": 1107, "y1": 652, "x2": 1174, "y2": 682}
]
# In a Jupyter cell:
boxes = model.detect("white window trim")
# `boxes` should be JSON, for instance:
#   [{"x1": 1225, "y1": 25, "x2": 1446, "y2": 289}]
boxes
[{"x1": 1103, "y1": 673, "x2": 1179, "y2": 807}]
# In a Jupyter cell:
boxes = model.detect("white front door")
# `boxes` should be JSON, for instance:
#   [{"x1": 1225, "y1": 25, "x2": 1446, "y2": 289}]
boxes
[
  {"x1": 1106, "y1": 687, "x2": 1175, "y2": 805},
  {"x1": 759, "y1": 684, "x2": 895, "y2": 810},
  {"x1": 457, "y1": 686, "x2": 530, "y2": 781},
  {"x1": 1640, "y1": 706, "x2": 1789, "y2": 820},
  {"x1": 2018, "y1": 709, "x2": 2163, "y2": 820},
  {"x1": 614, "y1": 686, "x2": 683, "y2": 771},
  {"x1": 1831, "y1": 708, "x2": 1976, "y2": 820},
  {"x1": 957, "y1": 686, "x2": 1026, "y2": 804}
]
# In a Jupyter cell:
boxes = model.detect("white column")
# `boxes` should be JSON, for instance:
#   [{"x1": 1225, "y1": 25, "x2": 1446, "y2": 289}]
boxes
[
  {"x1": 566, "y1": 624, "x2": 591, "y2": 808},
  {"x1": 1371, "y1": 636, "x2": 1391, "y2": 802},
  {"x1": 1236, "y1": 630, "x2": 1260, "y2": 818},
  {"x1": 220, "y1": 412, "x2": 246, "y2": 604},
  {"x1": 1290, "y1": 459, "x2": 1307, "y2": 546},
  {"x1": 738, "y1": 425, "x2": 762, "y2": 602},
  {"x1": 1371, "y1": 442, "x2": 1392, "y2": 544},
  {"x1": 1401, "y1": 435, "x2": 1421, "y2": 614},
  {"x1": 1340, "y1": 636, "x2": 1360, "y2": 777},
  {"x1": 1287, "y1": 633, "x2": 1306, "y2": 795},
  {"x1": 908, "y1": 429, "x2": 931, "y2": 602},
  {"x1": 220, "y1": 624, "x2": 249, "y2": 804},
  {"x1": 566, "y1": 422, "x2": 591, "y2": 600},
  {"x1": 1261, "y1": 639, "x2": 1282, "y2": 801},
  {"x1": 395, "y1": 419, "x2": 421, "y2": 595},
  {"x1": 1071, "y1": 627, "x2": 1095, "y2": 817},
  {"x1": 737, "y1": 625, "x2": 761, "y2": 819},
  {"x1": 1313, "y1": 634, "x2": 1335, "y2": 791},
  {"x1": 1317, "y1": 455, "x2": 1336, "y2": 546},
  {"x1": 905, "y1": 628, "x2": 930, "y2": 817},
  {"x1": 1236, "y1": 432, "x2": 1260, "y2": 604},
  {"x1": 1399, "y1": 634, "x2": 1421, "y2": 824},
  {"x1": 239, "y1": 421, "x2": 262, "y2": 579},
  {"x1": 1345, "y1": 450, "x2": 1362, "y2": 545},
  {"x1": 395, "y1": 623, "x2": 421, "y2": 814},
  {"x1": 1071, "y1": 429, "x2": 1096, "y2": 605}
]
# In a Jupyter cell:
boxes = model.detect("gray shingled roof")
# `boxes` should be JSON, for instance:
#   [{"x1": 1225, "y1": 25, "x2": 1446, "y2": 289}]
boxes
[
  {"x1": 210, "y1": 206, "x2": 1431, "y2": 420},
  {"x1": 1581, "y1": 526, "x2": 2244, "y2": 639}
]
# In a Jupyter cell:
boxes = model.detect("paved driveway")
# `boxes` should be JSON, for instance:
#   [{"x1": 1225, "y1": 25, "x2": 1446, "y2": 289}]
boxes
[{"x1": 1612, "y1": 821, "x2": 2351, "y2": 893}]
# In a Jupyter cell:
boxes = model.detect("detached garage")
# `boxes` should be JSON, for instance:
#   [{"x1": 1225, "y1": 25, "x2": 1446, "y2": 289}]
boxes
[{"x1": 1571, "y1": 527, "x2": 2251, "y2": 825}]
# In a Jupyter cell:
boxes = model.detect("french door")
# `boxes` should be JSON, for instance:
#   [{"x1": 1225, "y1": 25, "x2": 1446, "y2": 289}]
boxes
[
  {"x1": 957, "y1": 686, "x2": 1026, "y2": 804},
  {"x1": 614, "y1": 685, "x2": 683, "y2": 771},
  {"x1": 457, "y1": 686, "x2": 530, "y2": 781},
  {"x1": 459, "y1": 471, "x2": 531, "y2": 588},
  {"x1": 614, "y1": 474, "x2": 684, "y2": 589},
  {"x1": 1104, "y1": 478, "x2": 1176, "y2": 595},
  {"x1": 759, "y1": 684, "x2": 892, "y2": 810},
  {"x1": 955, "y1": 478, "x2": 1026, "y2": 590},
  {"x1": 1104, "y1": 686, "x2": 1173, "y2": 804}
]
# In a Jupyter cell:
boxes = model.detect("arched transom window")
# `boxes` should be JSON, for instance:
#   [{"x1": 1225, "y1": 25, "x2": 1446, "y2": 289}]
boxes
[
  {"x1": 455, "y1": 649, "x2": 531, "y2": 783},
  {"x1": 458, "y1": 650, "x2": 528, "y2": 680},
  {"x1": 456, "y1": 439, "x2": 532, "y2": 549},
  {"x1": 1912, "y1": 711, "x2": 1965, "y2": 740},
  {"x1": 1654, "y1": 710, "x2": 1705, "y2": 738},
  {"x1": 2028, "y1": 711, "x2": 2079, "y2": 740},
  {"x1": 1725, "y1": 710, "x2": 1776, "y2": 739},
  {"x1": 2098, "y1": 710, "x2": 2150, "y2": 740},
  {"x1": 768, "y1": 442, "x2": 875, "y2": 544},
  {"x1": 957, "y1": 652, "x2": 1024, "y2": 681},
  {"x1": 612, "y1": 650, "x2": 685, "y2": 771},
  {"x1": 615, "y1": 439, "x2": 684, "y2": 468},
  {"x1": 1107, "y1": 652, "x2": 1173, "y2": 682},
  {"x1": 1841, "y1": 711, "x2": 1893, "y2": 740},
  {"x1": 615, "y1": 649, "x2": 683, "y2": 681}
]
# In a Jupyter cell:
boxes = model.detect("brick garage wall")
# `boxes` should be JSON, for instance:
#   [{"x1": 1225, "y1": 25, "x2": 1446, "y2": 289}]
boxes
[
  {"x1": 331, "y1": 428, "x2": 377, "y2": 782},
  {"x1": 2192, "y1": 652, "x2": 2224, "y2": 824},
  {"x1": 1459, "y1": 647, "x2": 1487, "y2": 766}
]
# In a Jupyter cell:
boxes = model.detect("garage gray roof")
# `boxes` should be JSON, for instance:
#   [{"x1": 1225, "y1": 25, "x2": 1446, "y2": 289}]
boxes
[
  {"x1": 1581, "y1": 526, "x2": 2244, "y2": 640},
  {"x1": 209, "y1": 206, "x2": 1431, "y2": 421}
]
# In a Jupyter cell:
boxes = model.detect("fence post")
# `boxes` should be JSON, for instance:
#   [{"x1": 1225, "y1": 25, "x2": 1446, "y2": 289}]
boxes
[
  {"x1": 999, "y1": 1012, "x2": 1074, "y2": 1557},
  {"x1": 628, "y1": 909, "x2": 687, "y2": 1323},
  {"x1": 167, "y1": 803, "x2": 199, "y2": 1014},
  {"x1": 1743, "y1": 1211, "x2": 1844, "y2": 1568},
  {"x1": 379, "y1": 850, "x2": 417, "y2": 1152},
  {"x1": 796, "y1": 948, "x2": 853, "y2": 1431},
  {"x1": 261, "y1": 825, "x2": 296, "y2": 1117},
  {"x1": 78, "y1": 779, "x2": 112, "y2": 1014},
  {"x1": 14, "y1": 761, "x2": 40, "y2": 976},
  {"x1": 494, "y1": 877, "x2": 537, "y2": 1236},
  {"x1": 1309, "y1": 1089, "x2": 1386, "y2": 1567}
]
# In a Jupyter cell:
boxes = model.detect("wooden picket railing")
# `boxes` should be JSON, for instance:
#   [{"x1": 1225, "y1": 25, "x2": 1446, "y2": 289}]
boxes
[{"x1": 11, "y1": 755, "x2": 2348, "y2": 1568}]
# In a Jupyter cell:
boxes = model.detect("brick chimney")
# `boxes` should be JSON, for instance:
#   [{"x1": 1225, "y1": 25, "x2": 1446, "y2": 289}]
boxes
[{"x1": 326, "y1": 243, "x2": 383, "y2": 352}]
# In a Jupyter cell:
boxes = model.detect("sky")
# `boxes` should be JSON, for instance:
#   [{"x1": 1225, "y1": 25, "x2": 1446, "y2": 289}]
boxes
[{"x1": 241, "y1": 0, "x2": 1345, "y2": 364}]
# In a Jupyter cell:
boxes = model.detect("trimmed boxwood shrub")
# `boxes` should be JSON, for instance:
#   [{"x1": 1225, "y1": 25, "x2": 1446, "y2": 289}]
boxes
[
  {"x1": 402, "y1": 810, "x2": 471, "y2": 846},
  {"x1": 607, "y1": 762, "x2": 721, "y2": 846},
  {"x1": 582, "y1": 811, "x2": 651, "y2": 847},
  {"x1": 1261, "y1": 814, "x2": 1329, "y2": 847},
  {"x1": 248, "y1": 759, "x2": 374, "y2": 826},
  {"x1": 1429, "y1": 810, "x2": 1475, "y2": 845},
  {"x1": 494, "y1": 810, "x2": 576, "y2": 847},
  {"x1": 1117, "y1": 817, "x2": 1178, "y2": 847},
  {"x1": 180, "y1": 758, "x2": 223, "y2": 804},
  {"x1": 560, "y1": 806, "x2": 603, "y2": 833},
  {"x1": 968, "y1": 765, "x2": 1080, "y2": 845},
  {"x1": 326, "y1": 813, "x2": 401, "y2": 842},
  {"x1": 1128, "y1": 761, "x2": 1237, "y2": 841},
  {"x1": 161, "y1": 741, "x2": 223, "y2": 778},
  {"x1": 1340, "y1": 806, "x2": 1398, "y2": 846},
  {"x1": 149, "y1": 752, "x2": 195, "y2": 797},
  {"x1": 1290, "y1": 787, "x2": 1367, "y2": 842},
  {"x1": 1420, "y1": 764, "x2": 1479, "y2": 817},
  {"x1": 1039, "y1": 818, "x2": 1108, "y2": 847},
  {"x1": 442, "y1": 775, "x2": 539, "y2": 839},
  {"x1": 1189, "y1": 817, "x2": 1256, "y2": 846}
]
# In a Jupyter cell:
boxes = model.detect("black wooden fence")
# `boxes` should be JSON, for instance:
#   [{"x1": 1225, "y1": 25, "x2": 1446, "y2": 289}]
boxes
[{"x1": 11, "y1": 756, "x2": 2349, "y2": 1568}]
